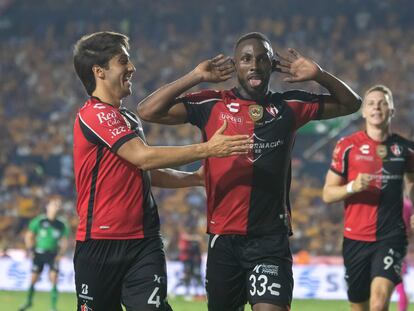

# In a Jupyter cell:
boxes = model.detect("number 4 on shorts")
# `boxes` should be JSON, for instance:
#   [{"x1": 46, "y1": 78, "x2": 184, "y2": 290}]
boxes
[{"x1": 148, "y1": 287, "x2": 161, "y2": 308}]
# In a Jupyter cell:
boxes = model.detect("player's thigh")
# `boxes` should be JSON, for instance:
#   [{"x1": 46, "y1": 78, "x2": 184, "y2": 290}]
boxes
[
  {"x1": 206, "y1": 235, "x2": 247, "y2": 311},
  {"x1": 74, "y1": 240, "x2": 126, "y2": 311},
  {"x1": 342, "y1": 238, "x2": 372, "y2": 303},
  {"x1": 121, "y1": 237, "x2": 170, "y2": 311},
  {"x1": 32, "y1": 253, "x2": 45, "y2": 274},
  {"x1": 371, "y1": 238, "x2": 407, "y2": 285},
  {"x1": 245, "y1": 236, "x2": 293, "y2": 309}
]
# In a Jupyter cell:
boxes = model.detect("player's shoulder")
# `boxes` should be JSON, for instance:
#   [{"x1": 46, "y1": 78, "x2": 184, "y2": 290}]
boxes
[
  {"x1": 277, "y1": 89, "x2": 320, "y2": 103},
  {"x1": 79, "y1": 97, "x2": 118, "y2": 117},
  {"x1": 184, "y1": 89, "x2": 224, "y2": 104},
  {"x1": 391, "y1": 133, "x2": 414, "y2": 148},
  {"x1": 30, "y1": 214, "x2": 46, "y2": 225},
  {"x1": 340, "y1": 131, "x2": 367, "y2": 146}
]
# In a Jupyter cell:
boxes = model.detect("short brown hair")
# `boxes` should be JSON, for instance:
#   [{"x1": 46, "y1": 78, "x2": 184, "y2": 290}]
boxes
[{"x1": 73, "y1": 31, "x2": 130, "y2": 95}]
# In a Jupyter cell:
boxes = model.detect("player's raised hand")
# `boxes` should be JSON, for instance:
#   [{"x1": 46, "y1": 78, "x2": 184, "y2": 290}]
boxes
[
  {"x1": 274, "y1": 48, "x2": 322, "y2": 83},
  {"x1": 194, "y1": 54, "x2": 235, "y2": 83},
  {"x1": 206, "y1": 120, "x2": 251, "y2": 157},
  {"x1": 352, "y1": 173, "x2": 371, "y2": 192}
]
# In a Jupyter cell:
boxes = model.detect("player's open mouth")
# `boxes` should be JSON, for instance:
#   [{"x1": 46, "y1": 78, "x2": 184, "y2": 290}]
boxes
[
  {"x1": 248, "y1": 78, "x2": 262, "y2": 88},
  {"x1": 123, "y1": 74, "x2": 132, "y2": 86}
]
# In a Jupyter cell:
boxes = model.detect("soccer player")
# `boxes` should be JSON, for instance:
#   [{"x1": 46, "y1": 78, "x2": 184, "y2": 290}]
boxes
[
  {"x1": 137, "y1": 32, "x2": 361, "y2": 311},
  {"x1": 19, "y1": 196, "x2": 69, "y2": 311},
  {"x1": 72, "y1": 31, "x2": 250, "y2": 311},
  {"x1": 322, "y1": 85, "x2": 414, "y2": 311}
]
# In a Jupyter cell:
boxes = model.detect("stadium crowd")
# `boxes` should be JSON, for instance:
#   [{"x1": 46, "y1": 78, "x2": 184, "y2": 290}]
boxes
[{"x1": 1, "y1": 0, "x2": 414, "y2": 258}]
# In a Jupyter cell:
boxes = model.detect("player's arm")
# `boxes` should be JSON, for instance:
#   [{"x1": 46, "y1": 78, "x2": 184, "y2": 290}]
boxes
[
  {"x1": 275, "y1": 49, "x2": 362, "y2": 119},
  {"x1": 137, "y1": 54, "x2": 234, "y2": 124},
  {"x1": 56, "y1": 237, "x2": 68, "y2": 260},
  {"x1": 117, "y1": 121, "x2": 249, "y2": 170},
  {"x1": 150, "y1": 166, "x2": 204, "y2": 188},
  {"x1": 322, "y1": 171, "x2": 371, "y2": 203},
  {"x1": 24, "y1": 230, "x2": 35, "y2": 256}
]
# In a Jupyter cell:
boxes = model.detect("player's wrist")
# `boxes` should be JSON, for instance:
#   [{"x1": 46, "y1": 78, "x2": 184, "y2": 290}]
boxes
[{"x1": 346, "y1": 181, "x2": 355, "y2": 194}]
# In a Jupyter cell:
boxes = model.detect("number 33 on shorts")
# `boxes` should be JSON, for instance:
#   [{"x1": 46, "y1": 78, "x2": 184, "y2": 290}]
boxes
[{"x1": 249, "y1": 264, "x2": 281, "y2": 297}]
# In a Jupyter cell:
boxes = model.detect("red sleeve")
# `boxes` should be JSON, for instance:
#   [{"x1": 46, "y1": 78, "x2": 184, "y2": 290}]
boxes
[
  {"x1": 181, "y1": 89, "x2": 222, "y2": 128},
  {"x1": 329, "y1": 137, "x2": 353, "y2": 178},
  {"x1": 283, "y1": 90, "x2": 324, "y2": 129},
  {"x1": 78, "y1": 102, "x2": 136, "y2": 151}
]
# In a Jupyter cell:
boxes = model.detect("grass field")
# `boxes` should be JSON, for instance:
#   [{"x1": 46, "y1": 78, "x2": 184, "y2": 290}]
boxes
[{"x1": 0, "y1": 291, "x2": 406, "y2": 311}]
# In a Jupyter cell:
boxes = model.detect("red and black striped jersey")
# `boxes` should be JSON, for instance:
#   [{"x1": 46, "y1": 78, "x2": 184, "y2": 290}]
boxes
[
  {"x1": 182, "y1": 88, "x2": 323, "y2": 236},
  {"x1": 330, "y1": 131, "x2": 414, "y2": 241},
  {"x1": 73, "y1": 97, "x2": 159, "y2": 241}
]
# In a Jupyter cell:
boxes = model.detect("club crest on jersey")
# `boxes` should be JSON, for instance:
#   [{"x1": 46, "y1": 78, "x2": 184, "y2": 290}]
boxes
[
  {"x1": 226, "y1": 102, "x2": 240, "y2": 113},
  {"x1": 248, "y1": 105, "x2": 263, "y2": 122},
  {"x1": 376, "y1": 145, "x2": 387, "y2": 159},
  {"x1": 390, "y1": 144, "x2": 402, "y2": 157},
  {"x1": 266, "y1": 104, "x2": 278, "y2": 117}
]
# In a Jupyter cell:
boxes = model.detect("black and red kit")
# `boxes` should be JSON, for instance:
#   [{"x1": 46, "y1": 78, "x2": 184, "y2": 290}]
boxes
[
  {"x1": 73, "y1": 97, "x2": 159, "y2": 241},
  {"x1": 182, "y1": 88, "x2": 324, "y2": 237},
  {"x1": 330, "y1": 130, "x2": 414, "y2": 241}
]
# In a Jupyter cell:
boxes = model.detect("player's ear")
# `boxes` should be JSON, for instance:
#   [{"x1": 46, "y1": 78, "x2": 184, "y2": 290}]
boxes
[{"x1": 92, "y1": 65, "x2": 105, "y2": 80}]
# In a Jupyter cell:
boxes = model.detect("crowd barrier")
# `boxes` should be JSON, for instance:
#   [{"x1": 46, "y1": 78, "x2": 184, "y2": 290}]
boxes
[{"x1": 1, "y1": 256, "x2": 413, "y2": 301}]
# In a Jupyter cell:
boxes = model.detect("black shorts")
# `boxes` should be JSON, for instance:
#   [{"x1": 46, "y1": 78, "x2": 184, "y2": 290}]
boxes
[
  {"x1": 74, "y1": 236, "x2": 173, "y2": 311},
  {"x1": 343, "y1": 236, "x2": 407, "y2": 303},
  {"x1": 206, "y1": 234, "x2": 293, "y2": 311},
  {"x1": 32, "y1": 251, "x2": 58, "y2": 274}
]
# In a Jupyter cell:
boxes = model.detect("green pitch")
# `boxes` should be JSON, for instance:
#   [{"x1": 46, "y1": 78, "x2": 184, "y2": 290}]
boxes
[{"x1": 0, "y1": 291, "x2": 404, "y2": 310}]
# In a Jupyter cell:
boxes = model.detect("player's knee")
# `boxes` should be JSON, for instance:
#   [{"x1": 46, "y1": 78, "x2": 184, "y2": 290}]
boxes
[{"x1": 370, "y1": 294, "x2": 389, "y2": 311}]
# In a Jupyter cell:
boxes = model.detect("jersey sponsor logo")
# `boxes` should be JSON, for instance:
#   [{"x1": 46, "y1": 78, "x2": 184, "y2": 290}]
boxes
[
  {"x1": 226, "y1": 102, "x2": 240, "y2": 113},
  {"x1": 359, "y1": 144, "x2": 370, "y2": 155},
  {"x1": 96, "y1": 111, "x2": 122, "y2": 127},
  {"x1": 390, "y1": 143, "x2": 403, "y2": 157},
  {"x1": 248, "y1": 105, "x2": 263, "y2": 122},
  {"x1": 220, "y1": 112, "x2": 243, "y2": 124},
  {"x1": 355, "y1": 155, "x2": 374, "y2": 161},
  {"x1": 81, "y1": 283, "x2": 89, "y2": 294},
  {"x1": 253, "y1": 264, "x2": 279, "y2": 276},
  {"x1": 266, "y1": 104, "x2": 279, "y2": 117},
  {"x1": 247, "y1": 133, "x2": 284, "y2": 163},
  {"x1": 110, "y1": 126, "x2": 127, "y2": 139},
  {"x1": 370, "y1": 167, "x2": 403, "y2": 189}
]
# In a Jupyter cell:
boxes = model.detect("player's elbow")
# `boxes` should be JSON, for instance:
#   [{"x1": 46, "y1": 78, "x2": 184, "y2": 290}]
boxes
[
  {"x1": 137, "y1": 104, "x2": 159, "y2": 122},
  {"x1": 321, "y1": 188, "x2": 333, "y2": 204},
  {"x1": 346, "y1": 96, "x2": 362, "y2": 115}
]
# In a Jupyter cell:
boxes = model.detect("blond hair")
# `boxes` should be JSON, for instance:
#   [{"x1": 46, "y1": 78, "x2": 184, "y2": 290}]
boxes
[{"x1": 364, "y1": 84, "x2": 394, "y2": 110}]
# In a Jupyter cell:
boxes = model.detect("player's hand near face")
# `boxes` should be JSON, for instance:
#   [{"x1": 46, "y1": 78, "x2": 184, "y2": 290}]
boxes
[
  {"x1": 194, "y1": 54, "x2": 235, "y2": 83},
  {"x1": 274, "y1": 48, "x2": 322, "y2": 83}
]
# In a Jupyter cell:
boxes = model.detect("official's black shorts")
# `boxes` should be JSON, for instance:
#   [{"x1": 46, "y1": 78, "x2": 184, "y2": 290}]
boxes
[
  {"x1": 206, "y1": 234, "x2": 293, "y2": 311},
  {"x1": 32, "y1": 251, "x2": 58, "y2": 274},
  {"x1": 343, "y1": 236, "x2": 407, "y2": 303},
  {"x1": 74, "y1": 236, "x2": 173, "y2": 311}
]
